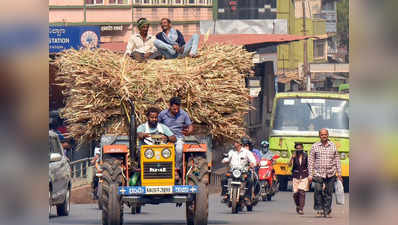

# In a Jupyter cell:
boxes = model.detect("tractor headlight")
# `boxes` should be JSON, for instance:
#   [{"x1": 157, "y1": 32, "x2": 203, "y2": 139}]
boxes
[
  {"x1": 280, "y1": 151, "x2": 289, "y2": 158},
  {"x1": 340, "y1": 152, "x2": 347, "y2": 160},
  {"x1": 144, "y1": 149, "x2": 154, "y2": 159},
  {"x1": 232, "y1": 170, "x2": 241, "y2": 178},
  {"x1": 274, "y1": 151, "x2": 281, "y2": 156},
  {"x1": 161, "y1": 148, "x2": 171, "y2": 159}
]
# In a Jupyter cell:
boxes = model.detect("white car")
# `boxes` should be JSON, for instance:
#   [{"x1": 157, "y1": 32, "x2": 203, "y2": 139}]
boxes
[{"x1": 49, "y1": 130, "x2": 72, "y2": 216}]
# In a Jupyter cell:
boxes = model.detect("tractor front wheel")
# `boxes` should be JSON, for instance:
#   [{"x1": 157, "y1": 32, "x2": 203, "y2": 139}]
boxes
[{"x1": 101, "y1": 158, "x2": 124, "y2": 225}]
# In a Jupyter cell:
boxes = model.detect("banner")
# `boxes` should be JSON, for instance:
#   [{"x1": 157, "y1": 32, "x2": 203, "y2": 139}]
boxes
[{"x1": 49, "y1": 26, "x2": 100, "y2": 53}]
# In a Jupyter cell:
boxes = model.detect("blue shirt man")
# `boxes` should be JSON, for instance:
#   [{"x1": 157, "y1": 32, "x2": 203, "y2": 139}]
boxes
[{"x1": 158, "y1": 97, "x2": 193, "y2": 169}]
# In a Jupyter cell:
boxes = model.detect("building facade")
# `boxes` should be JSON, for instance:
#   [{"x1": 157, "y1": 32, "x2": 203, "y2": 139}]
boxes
[
  {"x1": 277, "y1": 0, "x2": 330, "y2": 73},
  {"x1": 49, "y1": 0, "x2": 214, "y2": 43}
]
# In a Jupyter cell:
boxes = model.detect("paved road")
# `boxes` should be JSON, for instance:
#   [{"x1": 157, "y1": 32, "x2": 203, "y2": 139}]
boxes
[{"x1": 50, "y1": 192, "x2": 348, "y2": 225}]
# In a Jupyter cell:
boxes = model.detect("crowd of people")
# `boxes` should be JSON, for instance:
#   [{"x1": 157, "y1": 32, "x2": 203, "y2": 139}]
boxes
[{"x1": 220, "y1": 128, "x2": 342, "y2": 218}]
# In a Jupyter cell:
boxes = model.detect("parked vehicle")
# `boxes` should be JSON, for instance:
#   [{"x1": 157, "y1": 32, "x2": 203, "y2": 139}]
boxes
[
  {"x1": 49, "y1": 130, "x2": 72, "y2": 217},
  {"x1": 258, "y1": 155, "x2": 280, "y2": 201}
]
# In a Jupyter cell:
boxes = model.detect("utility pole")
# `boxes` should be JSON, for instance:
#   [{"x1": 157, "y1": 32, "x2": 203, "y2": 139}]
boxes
[{"x1": 302, "y1": 0, "x2": 311, "y2": 91}]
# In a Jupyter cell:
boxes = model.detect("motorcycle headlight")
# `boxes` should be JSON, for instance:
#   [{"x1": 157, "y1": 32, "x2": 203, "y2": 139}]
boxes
[
  {"x1": 144, "y1": 149, "x2": 154, "y2": 159},
  {"x1": 161, "y1": 148, "x2": 171, "y2": 159},
  {"x1": 280, "y1": 151, "x2": 289, "y2": 158},
  {"x1": 260, "y1": 161, "x2": 268, "y2": 166},
  {"x1": 232, "y1": 170, "x2": 241, "y2": 178}
]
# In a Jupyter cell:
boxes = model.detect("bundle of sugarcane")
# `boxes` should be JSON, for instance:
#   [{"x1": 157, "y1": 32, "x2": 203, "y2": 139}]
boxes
[{"x1": 53, "y1": 44, "x2": 254, "y2": 145}]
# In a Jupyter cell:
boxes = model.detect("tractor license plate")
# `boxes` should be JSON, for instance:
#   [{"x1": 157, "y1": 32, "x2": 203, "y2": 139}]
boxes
[{"x1": 145, "y1": 186, "x2": 172, "y2": 194}]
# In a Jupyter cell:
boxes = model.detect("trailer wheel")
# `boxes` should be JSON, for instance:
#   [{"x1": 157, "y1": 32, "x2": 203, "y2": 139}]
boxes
[{"x1": 101, "y1": 158, "x2": 124, "y2": 225}]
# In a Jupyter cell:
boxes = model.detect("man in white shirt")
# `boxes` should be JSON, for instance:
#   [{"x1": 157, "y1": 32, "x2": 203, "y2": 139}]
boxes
[
  {"x1": 220, "y1": 138, "x2": 257, "y2": 202},
  {"x1": 124, "y1": 18, "x2": 160, "y2": 62}
]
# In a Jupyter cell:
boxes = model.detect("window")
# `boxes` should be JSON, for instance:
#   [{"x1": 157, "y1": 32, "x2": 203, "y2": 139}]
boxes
[
  {"x1": 109, "y1": 0, "x2": 130, "y2": 4},
  {"x1": 188, "y1": 0, "x2": 196, "y2": 4},
  {"x1": 143, "y1": 0, "x2": 150, "y2": 4},
  {"x1": 134, "y1": 0, "x2": 142, "y2": 4},
  {"x1": 50, "y1": 136, "x2": 63, "y2": 155},
  {"x1": 49, "y1": 137, "x2": 55, "y2": 154},
  {"x1": 168, "y1": 8, "x2": 174, "y2": 18},
  {"x1": 322, "y1": 0, "x2": 336, "y2": 11},
  {"x1": 207, "y1": 0, "x2": 212, "y2": 5},
  {"x1": 160, "y1": 0, "x2": 167, "y2": 4},
  {"x1": 174, "y1": 0, "x2": 182, "y2": 4},
  {"x1": 183, "y1": 24, "x2": 189, "y2": 34},
  {"x1": 314, "y1": 39, "x2": 326, "y2": 58},
  {"x1": 152, "y1": 24, "x2": 160, "y2": 33},
  {"x1": 86, "y1": 0, "x2": 103, "y2": 5},
  {"x1": 152, "y1": 0, "x2": 160, "y2": 4},
  {"x1": 136, "y1": 8, "x2": 143, "y2": 18}
]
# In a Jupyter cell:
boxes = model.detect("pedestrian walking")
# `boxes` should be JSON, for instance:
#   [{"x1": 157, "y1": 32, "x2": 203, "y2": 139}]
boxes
[
  {"x1": 308, "y1": 128, "x2": 342, "y2": 218},
  {"x1": 288, "y1": 143, "x2": 309, "y2": 215}
]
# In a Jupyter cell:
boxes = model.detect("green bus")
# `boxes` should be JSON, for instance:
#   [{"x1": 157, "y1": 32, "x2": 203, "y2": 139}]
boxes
[{"x1": 269, "y1": 92, "x2": 349, "y2": 191}]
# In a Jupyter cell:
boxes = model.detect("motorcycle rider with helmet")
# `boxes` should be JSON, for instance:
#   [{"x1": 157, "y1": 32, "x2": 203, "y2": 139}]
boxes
[{"x1": 260, "y1": 140, "x2": 275, "y2": 160}]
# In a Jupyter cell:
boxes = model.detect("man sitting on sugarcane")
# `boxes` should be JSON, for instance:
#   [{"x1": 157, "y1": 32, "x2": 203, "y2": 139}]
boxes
[
  {"x1": 154, "y1": 18, "x2": 199, "y2": 59},
  {"x1": 124, "y1": 18, "x2": 160, "y2": 62}
]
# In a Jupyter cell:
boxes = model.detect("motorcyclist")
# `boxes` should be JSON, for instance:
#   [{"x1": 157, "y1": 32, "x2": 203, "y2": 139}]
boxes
[
  {"x1": 259, "y1": 140, "x2": 278, "y2": 186},
  {"x1": 243, "y1": 138, "x2": 262, "y2": 199},
  {"x1": 243, "y1": 139, "x2": 262, "y2": 166},
  {"x1": 260, "y1": 140, "x2": 275, "y2": 160},
  {"x1": 220, "y1": 138, "x2": 257, "y2": 203}
]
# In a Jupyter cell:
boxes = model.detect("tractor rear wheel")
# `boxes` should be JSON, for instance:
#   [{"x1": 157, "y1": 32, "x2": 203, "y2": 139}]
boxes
[{"x1": 101, "y1": 158, "x2": 124, "y2": 225}]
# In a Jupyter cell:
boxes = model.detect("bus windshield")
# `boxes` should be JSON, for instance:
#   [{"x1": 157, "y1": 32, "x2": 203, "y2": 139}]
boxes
[{"x1": 273, "y1": 98, "x2": 349, "y2": 133}]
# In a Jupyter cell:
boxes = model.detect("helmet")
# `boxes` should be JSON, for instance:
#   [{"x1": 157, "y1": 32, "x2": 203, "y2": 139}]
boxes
[
  {"x1": 240, "y1": 137, "x2": 251, "y2": 146},
  {"x1": 260, "y1": 140, "x2": 269, "y2": 148}
]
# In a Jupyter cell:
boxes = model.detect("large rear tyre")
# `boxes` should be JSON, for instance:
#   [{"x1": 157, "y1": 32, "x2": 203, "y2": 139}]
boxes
[
  {"x1": 101, "y1": 159, "x2": 124, "y2": 225},
  {"x1": 231, "y1": 186, "x2": 238, "y2": 214}
]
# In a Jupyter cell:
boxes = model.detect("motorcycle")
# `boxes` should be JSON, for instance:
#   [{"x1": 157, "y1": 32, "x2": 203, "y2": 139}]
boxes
[
  {"x1": 258, "y1": 154, "x2": 280, "y2": 201},
  {"x1": 225, "y1": 166, "x2": 254, "y2": 213}
]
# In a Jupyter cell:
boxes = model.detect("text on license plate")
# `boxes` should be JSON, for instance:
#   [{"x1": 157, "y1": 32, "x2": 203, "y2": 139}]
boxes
[{"x1": 145, "y1": 186, "x2": 172, "y2": 194}]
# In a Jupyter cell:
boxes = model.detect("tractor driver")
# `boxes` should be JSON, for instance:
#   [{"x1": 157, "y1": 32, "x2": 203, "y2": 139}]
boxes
[{"x1": 137, "y1": 107, "x2": 177, "y2": 147}]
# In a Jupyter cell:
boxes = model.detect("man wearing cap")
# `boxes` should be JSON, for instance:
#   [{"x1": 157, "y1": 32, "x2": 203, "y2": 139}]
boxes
[{"x1": 124, "y1": 18, "x2": 160, "y2": 62}]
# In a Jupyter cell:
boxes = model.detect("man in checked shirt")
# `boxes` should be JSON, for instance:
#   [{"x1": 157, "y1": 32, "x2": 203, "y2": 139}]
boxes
[{"x1": 308, "y1": 128, "x2": 342, "y2": 218}]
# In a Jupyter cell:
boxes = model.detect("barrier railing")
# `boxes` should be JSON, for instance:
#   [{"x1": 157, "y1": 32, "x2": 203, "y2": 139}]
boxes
[{"x1": 70, "y1": 157, "x2": 94, "y2": 188}]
